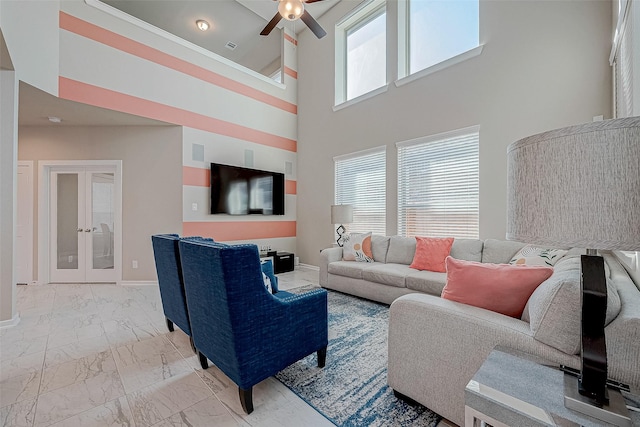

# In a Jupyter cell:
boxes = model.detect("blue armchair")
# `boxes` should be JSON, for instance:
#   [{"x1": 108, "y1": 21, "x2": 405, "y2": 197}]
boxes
[{"x1": 178, "y1": 239, "x2": 328, "y2": 414}]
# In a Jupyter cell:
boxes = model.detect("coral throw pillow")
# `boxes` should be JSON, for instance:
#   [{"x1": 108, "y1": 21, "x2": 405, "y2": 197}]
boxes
[
  {"x1": 342, "y1": 232, "x2": 374, "y2": 262},
  {"x1": 409, "y1": 237, "x2": 454, "y2": 272},
  {"x1": 441, "y1": 257, "x2": 553, "y2": 318}
]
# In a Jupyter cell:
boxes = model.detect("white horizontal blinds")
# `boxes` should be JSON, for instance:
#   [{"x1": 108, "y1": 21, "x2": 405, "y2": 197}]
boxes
[
  {"x1": 397, "y1": 128, "x2": 479, "y2": 238},
  {"x1": 334, "y1": 147, "x2": 386, "y2": 235},
  {"x1": 615, "y1": 1, "x2": 634, "y2": 118}
]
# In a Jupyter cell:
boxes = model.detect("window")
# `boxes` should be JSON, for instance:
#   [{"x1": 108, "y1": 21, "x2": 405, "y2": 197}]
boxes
[
  {"x1": 398, "y1": 0, "x2": 479, "y2": 79},
  {"x1": 397, "y1": 127, "x2": 479, "y2": 238},
  {"x1": 335, "y1": 0, "x2": 387, "y2": 105},
  {"x1": 611, "y1": 0, "x2": 638, "y2": 118},
  {"x1": 334, "y1": 147, "x2": 386, "y2": 235}
]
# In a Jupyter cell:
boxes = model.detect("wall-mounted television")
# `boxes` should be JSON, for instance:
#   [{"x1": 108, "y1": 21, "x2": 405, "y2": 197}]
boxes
[{"x1": 210, "y1": 163, "x2": 285, "y2": 215}]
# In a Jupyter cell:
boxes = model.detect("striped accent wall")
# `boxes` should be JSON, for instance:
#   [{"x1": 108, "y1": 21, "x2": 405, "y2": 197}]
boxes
[{"x1": 58, "y1": 5, "x2": 298, "y2": 246}]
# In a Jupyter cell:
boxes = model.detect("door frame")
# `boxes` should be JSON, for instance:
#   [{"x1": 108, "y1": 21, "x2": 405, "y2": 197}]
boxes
[
  {"x1": 17, "y1": 161, "x2": 34, "y2": 284},
  {"x1": 38, "y1": 160, "x2": 123, "y2": 284}
]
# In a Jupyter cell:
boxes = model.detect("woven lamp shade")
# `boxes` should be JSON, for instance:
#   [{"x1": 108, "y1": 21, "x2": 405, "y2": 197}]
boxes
[
  {"x1": 506, "y1": 117, "x2": 640, "y2": 251},
  {"x1": 331, "y1": 204, "x2": 353, "y2": 224}
]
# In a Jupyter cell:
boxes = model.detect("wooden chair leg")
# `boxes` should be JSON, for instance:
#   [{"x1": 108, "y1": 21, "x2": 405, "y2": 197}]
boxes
[
  {"x1": 165, "y1": 318, "x2": 174, "y2": 332},
  {"x1": 198, "y1": 351, "x2": 208, "y2": 369},
  {"x1": 317, "y1": 346, "x2": 327, "y2": 368},
  {"x1": 239, "y1": 387, "x2": 253, "y2": 414}
]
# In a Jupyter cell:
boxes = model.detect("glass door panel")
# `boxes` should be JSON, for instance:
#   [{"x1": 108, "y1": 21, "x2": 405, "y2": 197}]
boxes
[
  {"x1": 89, "y1": 173, "x2": 115, "y2": 273},
  {"x1": 56, "y1": 173, "x2": 79, "y2": 270}
]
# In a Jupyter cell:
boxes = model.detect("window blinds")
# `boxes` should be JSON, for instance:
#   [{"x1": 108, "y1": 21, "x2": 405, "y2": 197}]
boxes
[
  {"x1": 397, "y1": 127, "x2": 479, "y2": 239},
  {"x1": 334, "y1": 147, "x2": 386, "y2": 235},
  {"x1": 613, "y1": 0, "x2": 637, "y2": 118}
]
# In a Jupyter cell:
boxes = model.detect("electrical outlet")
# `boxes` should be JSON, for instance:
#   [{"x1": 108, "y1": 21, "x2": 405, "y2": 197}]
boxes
[
  {"x1": 191, "y1": 203, "x2": 198, "y2": 211},
  {"x1": 132, "y1": 260, "x2": 138, "y2": 269}
]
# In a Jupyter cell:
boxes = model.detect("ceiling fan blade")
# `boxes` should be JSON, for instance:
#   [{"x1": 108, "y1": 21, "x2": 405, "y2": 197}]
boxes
[
  {"x1": 304, "y1": 0, "x2": 326, "y2": 3},
  {"x1": 300, "y1": 10, "x2": 327, "y2": 39},
  {"x1": 260, "y1": 12, "x2": 282, "y2": 36}
]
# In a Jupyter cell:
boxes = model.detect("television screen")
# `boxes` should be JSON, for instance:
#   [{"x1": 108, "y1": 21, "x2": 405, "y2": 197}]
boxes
[{"x1": 210, "y1": 163, "x2": 285, "y2": 215}]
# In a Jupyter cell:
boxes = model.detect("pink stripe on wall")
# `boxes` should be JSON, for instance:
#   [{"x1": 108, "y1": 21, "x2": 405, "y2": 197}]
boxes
[
  {"x1": 285, "y1": 180, "x2": 297, "y2": 194},
  {"x1": 184, "y1": 167, "x2": 297, "y2": 193},
  {"x1": 284, "y1": 33, "x2": 298, "y2": 46},
  {"x1": 284, "y1": 67, "x2": 298, "y2": 80},
  {"x1": 183, "y1": 221, "x2": 296, "y2": 241},
  {"x1": 59, "y1": 77, "x2": 297, "y2": 152},
  {"x1": 184, "y1": 166, "x2": 210, "y2": 186},
  {"x1": 59, "y1": 12, "x2": 297, "y2": 115}
]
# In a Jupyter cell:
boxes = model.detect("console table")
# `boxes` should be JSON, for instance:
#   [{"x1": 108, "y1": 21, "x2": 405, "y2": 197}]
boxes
[{"x1": 465, "y1": 349, "x2": 639, "y2": 427}]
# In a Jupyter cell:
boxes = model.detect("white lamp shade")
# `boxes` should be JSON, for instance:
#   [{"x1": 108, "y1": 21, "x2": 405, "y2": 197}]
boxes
[
  {"x1": 331, "y1": 204, "x2": 353, "y2": 224},
  {"x1": 506, "y1": 117, "x2": 640, "y2": 251}
]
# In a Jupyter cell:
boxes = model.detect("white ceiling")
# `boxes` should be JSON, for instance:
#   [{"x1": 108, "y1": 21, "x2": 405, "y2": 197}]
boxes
[{"x1": 17, "y1": 0, "x2": 340, "y2": 127}]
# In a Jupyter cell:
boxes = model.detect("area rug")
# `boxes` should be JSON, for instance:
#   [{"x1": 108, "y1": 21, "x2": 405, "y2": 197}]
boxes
[{"x1": 276, "y1": 289, "x2": 441, "y2": 427}]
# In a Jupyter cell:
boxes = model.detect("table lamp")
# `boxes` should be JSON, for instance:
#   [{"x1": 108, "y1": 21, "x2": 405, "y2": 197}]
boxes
[
  {"x1": 331, "y1": 204, "x2": 353, "y2": 247},
  {"x1": 506, "y1": 116, "x2": 640, "y2": 426}
]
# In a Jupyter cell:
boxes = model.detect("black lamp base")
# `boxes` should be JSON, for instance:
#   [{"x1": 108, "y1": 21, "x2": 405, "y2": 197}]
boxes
[
  {"x1": 564, "y1": 374, "x2": 631, "y2": 426},
  {"x1": 336, "y1": 224, "x2": 346, "y2": 247}
]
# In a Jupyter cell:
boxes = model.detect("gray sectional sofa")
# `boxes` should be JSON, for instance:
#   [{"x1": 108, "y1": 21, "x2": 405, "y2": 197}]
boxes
[{"x1": 319, "y1": 236, "x2": 640, "y2": 426}]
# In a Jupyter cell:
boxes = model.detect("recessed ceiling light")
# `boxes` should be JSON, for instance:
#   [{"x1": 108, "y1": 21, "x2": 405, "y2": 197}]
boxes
[
  {"x1": 48, "y1": 116, "x2": 62, "y2": 123},
  {"x1": 196, "y1": 19, "x2": 210, "y2": 31}
]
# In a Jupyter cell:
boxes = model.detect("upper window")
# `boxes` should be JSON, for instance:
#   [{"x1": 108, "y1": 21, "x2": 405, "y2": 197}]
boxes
[
  {"x1": 399, "y1": 0, "x2": 479, "y2": 79},
  {"x1": 336, "y1": 0, "x2": 387, "y2": 105},
  {"x1": 334, "y1": 147, "x2": 386, "y2": 235},
  {"x1": 397, "y1": 127, "x2": 479, "y2": 239}
]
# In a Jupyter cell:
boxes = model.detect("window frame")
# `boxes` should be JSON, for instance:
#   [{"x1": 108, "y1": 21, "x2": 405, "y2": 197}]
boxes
[
  {"x1": 396, "y1": 125, "x2": 480, "y2": 239},
  {"x1": 335, "y1": 0, "x2": 388, "y2": 107},
  {"x1": 396, "y1": 0, "x2": 482, "y2": 85},
  {"x1": 334, "y1": 146, "x2": 387, "y2": 236}
]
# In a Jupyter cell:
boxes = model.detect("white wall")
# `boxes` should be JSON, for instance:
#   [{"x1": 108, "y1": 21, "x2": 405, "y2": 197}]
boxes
[
  {"x1": 295, "y1": 0, "x2": 612, "y2": 265},
  {"x1": 19, "y1": 126, "x2": 183, "y2": 282}
]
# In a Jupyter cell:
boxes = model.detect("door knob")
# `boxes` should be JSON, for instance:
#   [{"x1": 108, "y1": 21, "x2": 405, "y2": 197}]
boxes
[
  {"x1": 84, "y1": 228, "x2": 91, "y2": 232},
  {"x1": 77, "y1": 228, "x2": 83, "y2": 232}
]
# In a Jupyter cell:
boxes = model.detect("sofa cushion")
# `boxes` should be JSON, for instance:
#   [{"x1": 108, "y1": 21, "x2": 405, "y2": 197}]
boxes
[
  {"x1": 481, "y1": 239, "x2": 526, "y2": 264},
  {"x1": 509, "y1": 245, "x2": 568, "y2": 266},
  {"x1": 525, "y1": 256, "x2": 622, "y2": 354},
  {"x1": 371, "y1": 235, "x2": 391, "y2": 263},
  {"x1": 442, "y1": 257, "x2": 552, "y2": 318},
  {"x1": 343, "y1": 232, "x2": 374, "y2": 262},
  {"x1": 362, "y1": 263, "x2": 411, "y2": 288},
  {"x1": 409, "y1": 237, "x2": 454, "y2": 272},
  {"x1": 386, "y1": 236, "x2": 416, "y2": 265},
  {"x1": 405, "y1": 270, "x2": 447, "y2": 296},
  {"x1": 328, "y1": 261, "x2": 373, "y2": 279},
  {"x1": 450, "y1": 239, "x2": 484, "y2": 262}
]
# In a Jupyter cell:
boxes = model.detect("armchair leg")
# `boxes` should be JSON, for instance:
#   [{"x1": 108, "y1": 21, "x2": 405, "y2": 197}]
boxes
[
  {"x1": 317, "y1": 346, "x2": 327, "y2": 368},
  {"x1": 165, "y1": 317, "x2": 174, "y2": 332},
  {"x1": 198, "y1": 351, "x2": 208, "y2": 369},
  {"x1": 239, "y1": 387, "x2": 253, "y2": 414},
  {"x1": 189, "y1": 336, "x2": 196, "y2": 353}
]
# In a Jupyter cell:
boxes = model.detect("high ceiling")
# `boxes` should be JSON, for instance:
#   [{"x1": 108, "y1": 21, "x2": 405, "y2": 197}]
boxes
[{"x1": 18, "y1": 0, "x2": 340, "y2": 127}]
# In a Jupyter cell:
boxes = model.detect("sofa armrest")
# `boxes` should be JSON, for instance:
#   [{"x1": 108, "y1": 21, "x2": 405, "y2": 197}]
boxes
[
  {"x1": 388, "y1": 294, "x2": 578, "y2": 426},
  {"x1": 319, "y1": 247, "x2": 343, "y2": 287}
]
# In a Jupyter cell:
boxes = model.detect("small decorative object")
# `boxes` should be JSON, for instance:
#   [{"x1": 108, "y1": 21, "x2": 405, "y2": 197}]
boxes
[
  {"x1": 507, "y1": 116, "x2": 640, "y2": 426},
  {"x1": 331, "y1": 204, "x2": 354, "y2": 247}
]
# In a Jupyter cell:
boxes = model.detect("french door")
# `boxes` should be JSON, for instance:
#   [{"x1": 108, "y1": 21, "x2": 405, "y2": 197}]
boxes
[{"x1": 49, "y1": 166, "x2": 119, "y2": 283}]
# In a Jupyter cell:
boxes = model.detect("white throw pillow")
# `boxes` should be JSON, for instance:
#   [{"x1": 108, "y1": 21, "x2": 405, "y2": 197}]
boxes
[
  {"x1": 262, "y1": 272, "x2": 272, "y2": 293},
  {"x1": 509, "y1": 245, "x2": 568, "y2": 266},
  {"x1": 342, "y1": 232, "x2": 374, "y2": 263}
]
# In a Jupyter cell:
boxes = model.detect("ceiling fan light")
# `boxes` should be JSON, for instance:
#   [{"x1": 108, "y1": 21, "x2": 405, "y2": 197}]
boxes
[{"x1": 278, "y1": 0, "x2": 304, "y2": 21}]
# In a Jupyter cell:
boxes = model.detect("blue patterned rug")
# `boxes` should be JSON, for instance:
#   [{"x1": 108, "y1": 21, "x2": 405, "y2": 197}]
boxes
[{"x1": 275, "y1": 289, "x2": 441, "y2": 427}]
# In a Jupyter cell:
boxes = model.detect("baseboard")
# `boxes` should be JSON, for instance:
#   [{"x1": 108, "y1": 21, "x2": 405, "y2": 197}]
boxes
[
  {"x1": 120, "y1": 281, "x2": 158, "y2": 286},
  {"x1": 0, "y1": 313, "x2": 21, "y2": 329},
  {"x1": 298, "y1": 263, "x2": 319, "y2": 271}
]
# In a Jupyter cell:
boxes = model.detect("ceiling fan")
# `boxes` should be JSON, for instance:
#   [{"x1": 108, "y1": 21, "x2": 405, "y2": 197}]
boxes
[{"x1": 260, "y1": 0, "x2": 327, "y2": 39}]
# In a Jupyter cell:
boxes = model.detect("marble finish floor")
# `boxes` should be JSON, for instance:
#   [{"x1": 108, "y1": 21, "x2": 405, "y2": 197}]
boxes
[
  {"x1": 1, "y1": 266, "x2": 455, "y2": 427},
  {"x1": 0, "y1": 267, "x2": 331, "y2": 427}
]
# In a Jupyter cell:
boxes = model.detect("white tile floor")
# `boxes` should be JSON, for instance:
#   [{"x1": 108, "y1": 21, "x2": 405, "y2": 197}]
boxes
[{"x1": 0, "y1": 267, "x2": 455, "y2": 427}]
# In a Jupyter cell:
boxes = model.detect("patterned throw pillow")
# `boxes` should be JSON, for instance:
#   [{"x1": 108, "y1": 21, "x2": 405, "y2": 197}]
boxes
[
  {"x1": 509, "y1": 245, "x2": 568, "y2": 266},
  {"x1": 342, "y1": 232, "x2": 374, "y2": 263},
  {"x1": 262, "y1": 272, "x2": 273, "y2": 293}
]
